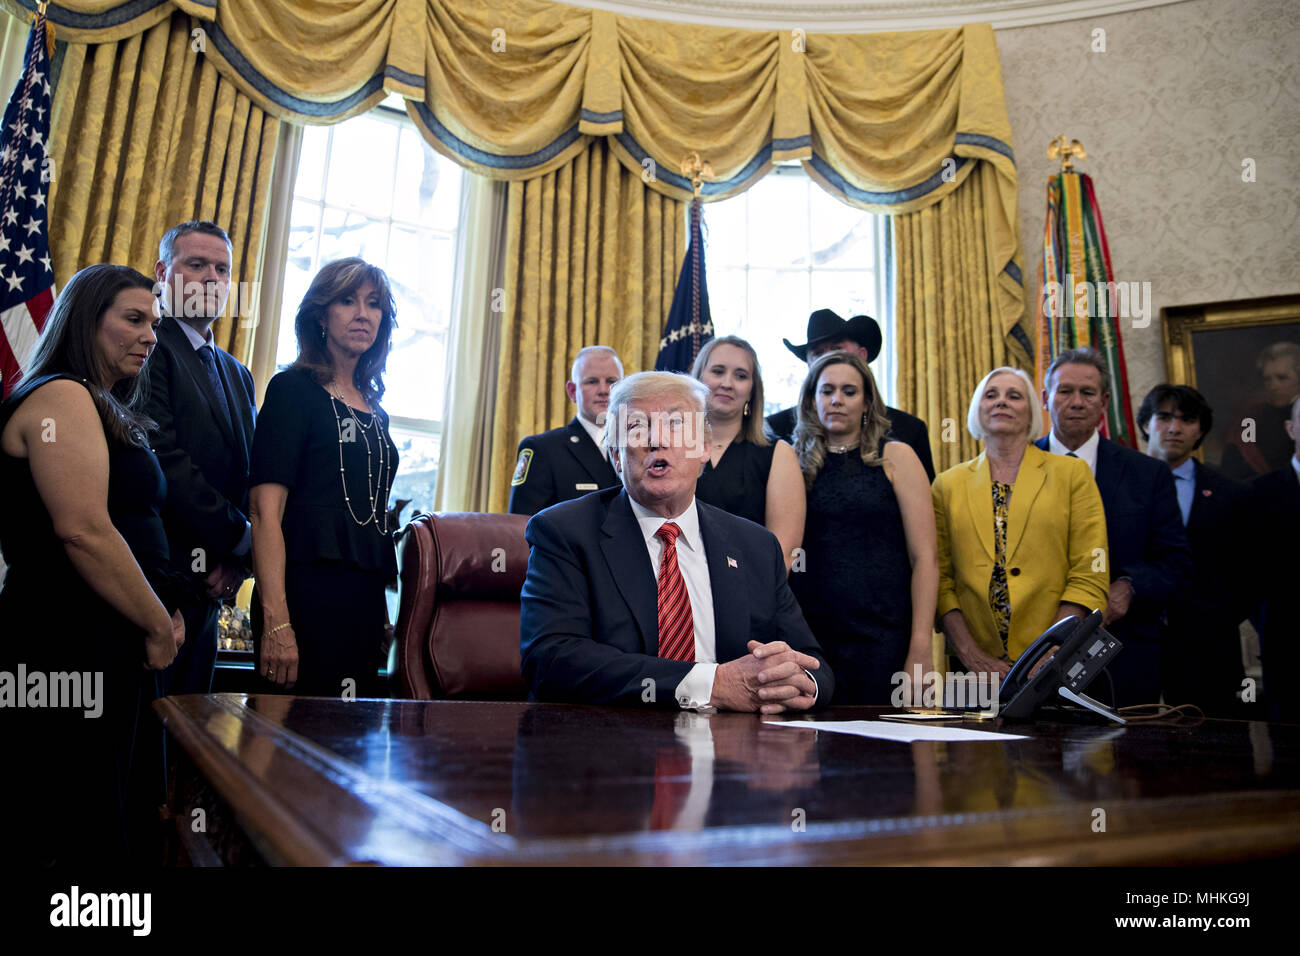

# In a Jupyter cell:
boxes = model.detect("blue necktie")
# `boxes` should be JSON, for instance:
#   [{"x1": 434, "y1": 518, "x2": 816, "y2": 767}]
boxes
[{"x1": 197, "y1": 344, "x2": 233, "y2": 431}]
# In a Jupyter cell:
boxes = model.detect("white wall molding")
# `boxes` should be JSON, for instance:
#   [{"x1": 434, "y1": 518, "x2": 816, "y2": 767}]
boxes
[{"x1": 561, "y1": 0, "x2": 1195, "y2": 32}]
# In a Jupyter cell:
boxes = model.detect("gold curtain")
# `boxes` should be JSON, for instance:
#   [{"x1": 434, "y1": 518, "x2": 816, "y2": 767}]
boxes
[
  {"x1": 26, "y1": 0, "x2": 1026, "y2": 498},
  {"x1": 25, "y1": 3, "x2": 1017, "y2": 204},
  {"x1": 895, "y1": 162, "x2": 1032, "y2": 474},
  {"x1": 487, "y1": 138, "x2": 684, "y2": 513},
  {"x1": 46, "y1": 10, "x2": 278, "y2": 361}
]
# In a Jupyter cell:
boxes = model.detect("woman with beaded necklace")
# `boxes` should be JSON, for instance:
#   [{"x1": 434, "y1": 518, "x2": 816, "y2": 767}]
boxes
[{"x1": 249, "y1": 258, "x2": 399, "y2": 697}]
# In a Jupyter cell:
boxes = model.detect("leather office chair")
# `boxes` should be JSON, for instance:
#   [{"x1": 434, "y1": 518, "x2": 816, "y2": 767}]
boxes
[{"x1": 391, "y1": 512, "x2": 531, "y2": 700}]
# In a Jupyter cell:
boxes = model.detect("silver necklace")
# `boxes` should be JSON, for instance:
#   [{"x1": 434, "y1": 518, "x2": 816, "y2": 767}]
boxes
[{"x1": 328, "y1": 390, "x2": 389, "y2": 532}]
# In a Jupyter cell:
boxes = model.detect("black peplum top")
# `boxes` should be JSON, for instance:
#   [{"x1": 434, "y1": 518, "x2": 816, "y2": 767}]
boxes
[
  {"x1": 250, "y1": 367, "x2": 399, "y2": 576},
  {"x1": 694, "y1": 438, "x2": 776, "y2": 527}
]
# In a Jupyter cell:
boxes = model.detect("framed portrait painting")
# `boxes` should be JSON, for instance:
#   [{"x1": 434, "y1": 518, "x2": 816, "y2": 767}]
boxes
[{"x1": 1162, "y1": 294, "x2": 1300, "y2": 480}]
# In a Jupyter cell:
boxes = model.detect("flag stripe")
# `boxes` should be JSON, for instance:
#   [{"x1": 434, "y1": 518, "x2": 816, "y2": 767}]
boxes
[
  {"x1": 0, "y1": 14, "x2": 56, "y2": 399},
  {"x1": 656, "y1": 195, "x2": 713, "y2": 373}
]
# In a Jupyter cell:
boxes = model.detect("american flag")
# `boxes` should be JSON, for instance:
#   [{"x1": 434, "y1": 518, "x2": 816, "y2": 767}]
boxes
[
  {"x1": 0, "y1": 13, "x2": 54, "y2": 399},
  {"x1": 655, "y1": 195, "x2": 712, "y2": 373}
]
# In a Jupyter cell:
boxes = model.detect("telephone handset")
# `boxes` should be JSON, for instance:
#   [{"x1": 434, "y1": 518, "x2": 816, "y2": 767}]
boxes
[{"x1": 998, "y1": 609, "x2": 1125, "y2": 722}]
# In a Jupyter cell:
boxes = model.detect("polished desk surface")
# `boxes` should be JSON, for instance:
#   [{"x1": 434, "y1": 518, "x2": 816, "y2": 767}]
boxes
[{"x1": 155, "y1": 694, "x2": 1300, "y2": 866}]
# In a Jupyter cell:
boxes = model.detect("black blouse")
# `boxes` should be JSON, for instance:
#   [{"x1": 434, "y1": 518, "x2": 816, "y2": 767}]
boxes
[
  {"x1": 0, "y1": 374, "x2": 183, "y2": 647},
  {"x1": 695, "y1": 438, "x2": 777, "y2": 526},
  {"x1": 250, "y1": 367, "x2": 399, "y2": 575}
]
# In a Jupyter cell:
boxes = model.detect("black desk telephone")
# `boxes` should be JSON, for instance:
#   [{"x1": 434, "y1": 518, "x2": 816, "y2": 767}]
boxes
[{"x1": 998, "y1": 609, "x2": 1125, "y2": 723}]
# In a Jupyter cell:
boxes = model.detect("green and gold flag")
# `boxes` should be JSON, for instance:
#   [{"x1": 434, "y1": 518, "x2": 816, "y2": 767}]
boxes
[{"x1": 1034, "y1": 172, "x2": 1137, "y2": 447}]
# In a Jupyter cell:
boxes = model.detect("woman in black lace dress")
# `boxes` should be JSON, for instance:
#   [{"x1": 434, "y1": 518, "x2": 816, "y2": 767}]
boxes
[
  {"x1": 249, "y1": 259, "x2": 399, "y2": 698},
  {"x1": 0, "y1": 264, "x2": 186, "y2": 864},
  {"x1": 789, "y1": 351, "x2": 938, "y2": 704}
]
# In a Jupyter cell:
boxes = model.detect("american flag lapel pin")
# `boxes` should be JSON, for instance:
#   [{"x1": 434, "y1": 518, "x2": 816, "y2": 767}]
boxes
[{"x1": 727, "y1": 556, "x2": 738, "y2": 568}]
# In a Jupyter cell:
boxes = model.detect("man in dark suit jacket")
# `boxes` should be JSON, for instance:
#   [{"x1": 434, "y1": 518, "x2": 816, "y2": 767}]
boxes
[
  {"x1": 1252, "y1": 395, "x2": 1300, "y2": 722},
  {"x1": 141, "y1": 221, "x2": 257, "y2": 695},
  {"x1": 509, "y1": 345, "x2": 622, "y2": 515},
  {"x1": 1138, "y1": 384, "x2": 1253, "y2": 717},
  {"x1": 1036, "y1": 349, "x2": 1191, "y2": 708},
  {"x1": 763, "y1": 309, "x2": 934, "y2": 481},
  {"x1": 520, "y1": 371, "x2": 834, "y2": 710}
]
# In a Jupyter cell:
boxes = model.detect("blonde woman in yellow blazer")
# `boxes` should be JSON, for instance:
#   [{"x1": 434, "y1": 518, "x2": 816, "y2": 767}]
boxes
[{"x1": 932, "y1": 367, "x2": 1108, "y2": 676}]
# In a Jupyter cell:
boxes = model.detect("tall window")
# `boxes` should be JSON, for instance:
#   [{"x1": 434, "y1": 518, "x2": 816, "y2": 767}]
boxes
[
  {"x1": 703, "y1": 165, "x2": 890, "y2": 414},
  {"x1": 276, "y1": 95, "x2": 465, "y2": 520}
]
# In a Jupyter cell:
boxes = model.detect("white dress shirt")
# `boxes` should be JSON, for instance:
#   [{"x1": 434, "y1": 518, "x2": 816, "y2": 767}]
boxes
[
  {"x1": 661, "y1": 712, "x2": 716, "y2": 830},
  {"x1": 174, "y1": 314, "x2": 214, "y2": 349},
  {"x1": 627, "y1": 496, "x2": 718, "y2": 709},
  {"x1": 575, "y1": 412, "x2": 605, "y2": 451},
  {"x1": 626, "y1": 494, "x2": 818, "y2": 710},
  {"x1": 1048, "y1": 428, "x2": 1100, "y2": 475}
]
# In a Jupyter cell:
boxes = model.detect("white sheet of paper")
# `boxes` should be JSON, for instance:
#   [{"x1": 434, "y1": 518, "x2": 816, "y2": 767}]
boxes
[{"x1": 765, "y1": 719, "x2": 1028, "y2": 743}]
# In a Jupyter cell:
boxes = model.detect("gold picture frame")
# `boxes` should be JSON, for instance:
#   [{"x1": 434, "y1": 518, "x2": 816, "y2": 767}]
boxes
[{"x1": 1161, "y1": 294, "x2": 1300, "y2": 479}]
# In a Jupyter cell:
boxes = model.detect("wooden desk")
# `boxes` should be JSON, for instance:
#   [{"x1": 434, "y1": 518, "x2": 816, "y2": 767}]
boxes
[{"x1": 155, "y1": 694, "x2": 1300, "y2": 866}]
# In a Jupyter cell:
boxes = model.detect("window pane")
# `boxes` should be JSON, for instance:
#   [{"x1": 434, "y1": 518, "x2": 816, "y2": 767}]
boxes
[
  {"x1": 701, "y1": 197, "x2": 748, "y2": 268},
  {"x1": 274, "y1": 200, "x2": 324, "y2": 368},
  {"x1": 744, "y1": 268, "x2": 811, "y2": 412},
  {"x1": 388, "y1": 427, "x2": 441, "y2": 521},
  {"x1": 383, "y1": 229, "x2": 454, "y2": 421},
  {"x1": 808, "y1": 185, "x2": 874, "y2": 269},
  {"x1": 394, "y1": 127, "x2": 462, "y2": 232},
  {"x1": 810, "y1": 270, "x2": 878, "y2": 322},
  {"x1": 324, "y1": 114, "x2": 400, "y2": 217},
  {"x1": 700, "y1": 169, "x2": 886, "y2": 416},
  {"x1": 704, "y1": 266, "x2": 746, "y2": 340},
  {"x1": 318, "y1": 209, "x2": 389, "y2": 266},
  {"x1": 746, "y1": 175, "x2": 810, "y2": 268},
  {"x1": 295, "y1": 125, "x2": 329, "y2": 202},
  {"x1": 272, "y1": 103, "x2": 464, "y2": 441}
]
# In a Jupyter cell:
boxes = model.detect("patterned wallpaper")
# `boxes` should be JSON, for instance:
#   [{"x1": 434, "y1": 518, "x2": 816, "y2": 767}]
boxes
[{"x1": 996, "y1": 0, "x2": 1300, "y2": 411}]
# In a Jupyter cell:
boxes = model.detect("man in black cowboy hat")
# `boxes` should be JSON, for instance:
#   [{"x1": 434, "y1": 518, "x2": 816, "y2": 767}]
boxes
[{"x1": 765, "y1": 309, "x2": 935, "y2": 481}]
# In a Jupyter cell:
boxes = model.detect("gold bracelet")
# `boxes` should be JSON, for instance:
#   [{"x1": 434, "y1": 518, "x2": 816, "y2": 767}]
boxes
[{"x1": 268, "y1": 622, "x2": 292, "y2": 635}]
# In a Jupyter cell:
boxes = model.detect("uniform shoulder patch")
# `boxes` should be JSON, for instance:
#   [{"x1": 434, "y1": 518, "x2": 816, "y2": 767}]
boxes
[{"x1": 511, "y1": 447, "x2": 534, "y2": 486}]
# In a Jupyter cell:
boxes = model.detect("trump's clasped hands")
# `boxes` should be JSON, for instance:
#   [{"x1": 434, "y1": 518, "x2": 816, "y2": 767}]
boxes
[{"x1": 710, "y1": 640, "x2": 820, "y2": 714}]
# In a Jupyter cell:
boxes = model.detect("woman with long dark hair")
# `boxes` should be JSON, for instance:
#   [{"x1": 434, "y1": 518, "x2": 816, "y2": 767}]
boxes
[
  {"x1": 249, "y1": 258, "x2": 399, "y2": 697},
  {"x1": 789, "y1": 351, "x2": 938, "y2": 704},
  {"x1": 0, "y1": 263, "x2": 185, "y2": 865}
]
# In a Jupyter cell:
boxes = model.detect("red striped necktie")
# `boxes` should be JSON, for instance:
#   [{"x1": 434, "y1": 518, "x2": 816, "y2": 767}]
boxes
[{"x1": 655, "y1": 522, "x2": 696, "y2": 662}]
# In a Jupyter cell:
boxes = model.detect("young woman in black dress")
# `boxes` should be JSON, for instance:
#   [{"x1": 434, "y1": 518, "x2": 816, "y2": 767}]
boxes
[
  {"x1": 789, "y1": 351, "x2": 938, "y2": 704},
  {"x1": 249, "y1": 258, "x2": 399, "y2": 698},
  {"x1": 0, "y1": 264, "x2": 186, "y2": 864},
  {"x1": 690, "y1": 335, "x2": 804, "y2": 572}
]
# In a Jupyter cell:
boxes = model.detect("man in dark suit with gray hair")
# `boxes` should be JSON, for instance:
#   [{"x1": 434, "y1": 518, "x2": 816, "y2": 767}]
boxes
[
  {"x1": 1035, "y1": 347, "x2": 1191, "y2": 708},
  {"x1": 520, "y1": 370, "x2": 834, "y2": 711}
]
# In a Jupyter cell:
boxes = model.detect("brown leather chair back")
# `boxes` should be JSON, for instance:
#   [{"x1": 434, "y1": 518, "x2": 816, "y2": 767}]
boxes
[{"x1": 391, "y1": 512, "x2": 531, "y2": 699}]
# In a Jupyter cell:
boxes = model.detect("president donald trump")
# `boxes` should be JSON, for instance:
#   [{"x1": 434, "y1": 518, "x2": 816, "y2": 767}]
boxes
[{"x1": 520, "y1": 371, "x2": 834, "y2": 711}]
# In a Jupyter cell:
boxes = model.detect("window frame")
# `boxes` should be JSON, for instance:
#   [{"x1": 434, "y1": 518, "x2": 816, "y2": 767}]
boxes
[
  {"x1": 699, "y1": 163, "x2": 894, "y2": 408},
  {"x1": 280, "y1": 98, "x2": 456, "y2": 440}
]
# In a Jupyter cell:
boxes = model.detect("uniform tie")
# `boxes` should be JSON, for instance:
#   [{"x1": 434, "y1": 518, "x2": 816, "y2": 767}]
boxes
[{"x1": 654, "y1": 522, "x2": 695, "y2": 662}]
